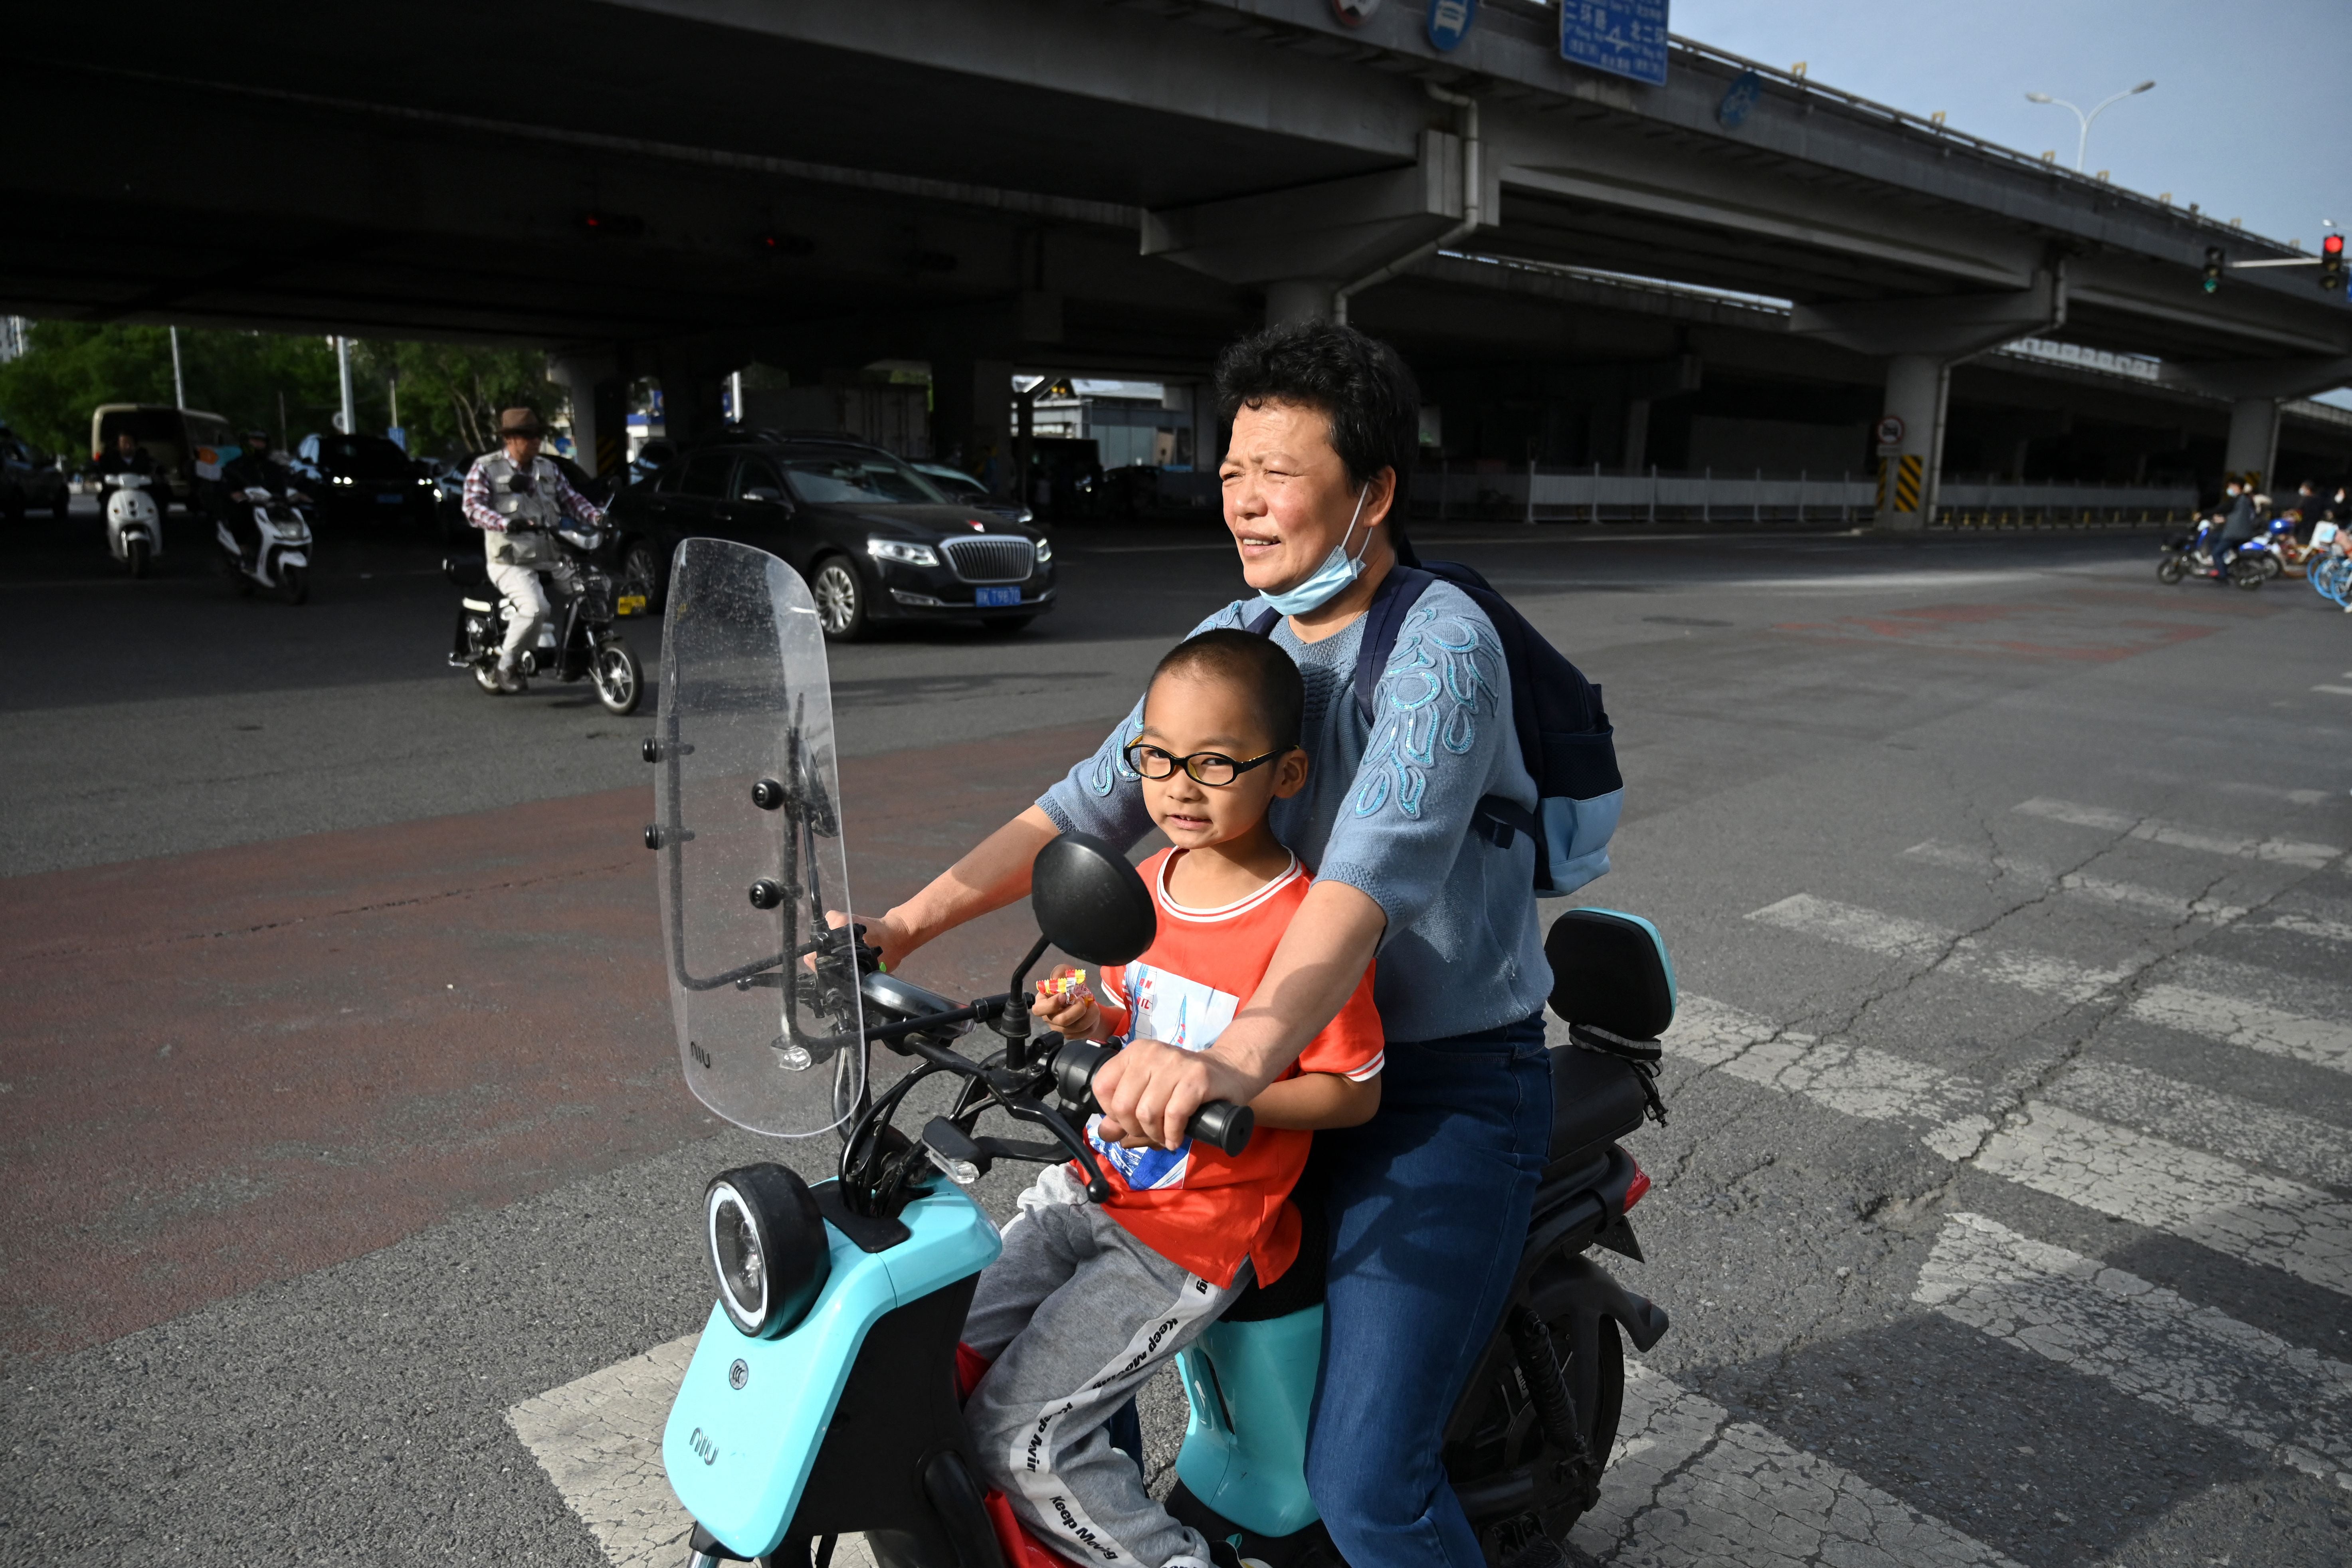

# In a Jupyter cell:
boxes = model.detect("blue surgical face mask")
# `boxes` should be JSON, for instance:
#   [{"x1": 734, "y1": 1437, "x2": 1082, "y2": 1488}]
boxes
[{"x1": 1259, "y1": 485, "x2": 1373, "y2": 616}]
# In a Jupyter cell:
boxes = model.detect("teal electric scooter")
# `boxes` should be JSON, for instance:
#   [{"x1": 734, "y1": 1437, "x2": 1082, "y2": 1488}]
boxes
[{"x1": 648, "y1": 538, "x2": 1673, "y2": 1568}]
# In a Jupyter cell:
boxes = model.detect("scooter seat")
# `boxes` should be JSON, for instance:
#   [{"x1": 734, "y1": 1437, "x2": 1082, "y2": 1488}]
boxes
[
  {"x1": 1544, "y1": 1044, "x2": 1649, "y2": 1184},
  {"x1": 1220, "y1": 1177, "x2": 1330, "y2": 1321}
]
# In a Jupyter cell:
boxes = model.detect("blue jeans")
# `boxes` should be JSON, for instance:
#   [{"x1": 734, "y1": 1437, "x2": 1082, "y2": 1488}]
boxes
[{"x1": 1304, "y1": 1012, "x2": 1553, "y2": 1568}]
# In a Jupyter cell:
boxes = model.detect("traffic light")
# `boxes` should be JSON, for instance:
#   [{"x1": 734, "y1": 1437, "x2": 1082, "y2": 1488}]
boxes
[
  {"x1": 2322, "y1": 233, "x2": 2346, "y2": 294},
  {"x1": 2202, "y1": 247, "x2": 2225, "y2": 293}
]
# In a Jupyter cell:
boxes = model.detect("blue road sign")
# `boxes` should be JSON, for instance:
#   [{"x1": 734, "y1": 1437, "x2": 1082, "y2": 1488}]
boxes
[
  {"x1": 1559, "y1": 0, "x2": 1669, "y2": 88},
  {"x1": 1716, "y1": 68, "x2": 1761, "y2": 129},
  {"x1": 1426, "y1": 0, "x2": 1477, "y2": 51}
]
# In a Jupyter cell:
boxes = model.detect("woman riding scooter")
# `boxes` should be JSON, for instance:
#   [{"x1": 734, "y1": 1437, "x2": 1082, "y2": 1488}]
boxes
[{"x1": 861, "y1": 322, "x2": 1612, "y2": 1568}]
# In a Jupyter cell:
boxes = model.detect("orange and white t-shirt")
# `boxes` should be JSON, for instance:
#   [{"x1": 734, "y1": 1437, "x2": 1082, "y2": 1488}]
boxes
[{"x1": 1079, "y1": 847, "x2": 1384, "y2": 1290}]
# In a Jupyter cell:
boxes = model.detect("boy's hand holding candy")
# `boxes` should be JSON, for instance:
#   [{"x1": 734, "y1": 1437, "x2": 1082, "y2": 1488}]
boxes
[{"x1": 1032, "y1": 965, "x2": 1107, "y2": 1041}]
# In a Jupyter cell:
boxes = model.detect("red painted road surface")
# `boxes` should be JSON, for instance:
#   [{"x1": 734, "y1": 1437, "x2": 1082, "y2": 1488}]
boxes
[{"x1": 0, "y1": 721, "x2": 1109, "y2": 1361}]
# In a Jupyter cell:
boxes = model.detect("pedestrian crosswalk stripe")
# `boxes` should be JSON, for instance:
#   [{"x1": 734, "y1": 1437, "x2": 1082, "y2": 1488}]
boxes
[
  {"x1": 1575, "y1": 1364, "x2": 2026, "y2": 1567},
  {"x1": 2044, "y1": 1060, "x2": 2352, "y2": 1190},
  {"x1": 2012, "y1": 797, "x2": 2342, "y2": 868},
  {"x1": 1972, "y1": 1103, "x2": 2352, "y2": 1298},
  {"x1": 1903, "y1": 839, "x2": 2251, "y2": 924},
  {"x1": 2310, "y1": 685, "x2": 2352, "y2": 697},
  {"x1": 1663, "y1": 996, "x2": 2352, "y2": 1293},
  {"x1": 1746, "y1": 893, "x2": 2352, "y2": 1076},
  {"x1": 1915, "y1": 1213, "x2": 2352, "y2": 1492},
  {"x1": 2271, "y1": 911, "x2": 2352, "y2": 944}
]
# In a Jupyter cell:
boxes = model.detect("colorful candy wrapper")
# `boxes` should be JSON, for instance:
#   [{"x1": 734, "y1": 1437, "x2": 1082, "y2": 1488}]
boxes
[{"x1": 1035, "y1": 966, "x2": 1088, "y2": 1002}]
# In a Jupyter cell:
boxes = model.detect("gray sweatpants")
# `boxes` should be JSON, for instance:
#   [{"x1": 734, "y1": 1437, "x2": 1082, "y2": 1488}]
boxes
[{"x1": 964, "y1": 1164, "x2": 1251, "y2": 1568}]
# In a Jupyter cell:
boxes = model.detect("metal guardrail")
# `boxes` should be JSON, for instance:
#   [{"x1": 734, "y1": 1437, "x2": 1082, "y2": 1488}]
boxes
[{"x1": 1410, "y1": 464, "x2": 2197, "y2": 528}]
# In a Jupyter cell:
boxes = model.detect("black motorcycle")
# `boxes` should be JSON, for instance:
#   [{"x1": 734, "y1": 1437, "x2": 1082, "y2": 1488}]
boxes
[{"x1": 443, "y1": 519, "x2": 643, "y2": 714}]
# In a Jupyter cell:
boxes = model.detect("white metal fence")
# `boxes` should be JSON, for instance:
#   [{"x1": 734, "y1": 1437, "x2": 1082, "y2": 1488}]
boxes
[{"x1": 1409, "y1": 464, "x2": 2198, "y2": 528}]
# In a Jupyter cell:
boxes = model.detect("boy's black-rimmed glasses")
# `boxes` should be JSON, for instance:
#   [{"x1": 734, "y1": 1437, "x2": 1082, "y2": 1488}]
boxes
[{"x1": 1121, "y1": 742, "x2": 1287, "y2": 788}]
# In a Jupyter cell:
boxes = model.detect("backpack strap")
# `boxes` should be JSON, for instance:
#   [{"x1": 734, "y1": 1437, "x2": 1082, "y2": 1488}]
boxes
[
  {"x1": 1350, "y1": 566, "x2": 1437, "y2": 725},
  {"x1": 1469, "y1": 794, "x2": 1537, "y2": 851},
  {"x1": 1244, "y1": 604, "x2": 1281, "y2": 637}
]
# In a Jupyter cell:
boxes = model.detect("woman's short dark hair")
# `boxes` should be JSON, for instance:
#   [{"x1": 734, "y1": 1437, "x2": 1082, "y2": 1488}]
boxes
[
  {"x1": 1214, "y1": 321, "x2": 1421, "y2": 493},
  {"x1": 1150, "y1": 629, "x2": 1305, "y2": 752}
]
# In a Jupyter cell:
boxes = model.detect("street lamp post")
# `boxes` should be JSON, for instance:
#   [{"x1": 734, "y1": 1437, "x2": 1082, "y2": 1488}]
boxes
[{"x1": 2026, "y1": 80, "x2": 2156, "y2": 172}]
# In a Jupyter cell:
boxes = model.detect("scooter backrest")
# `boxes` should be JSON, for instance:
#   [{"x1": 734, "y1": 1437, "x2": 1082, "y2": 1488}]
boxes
[
  {"x1": 1032, "y1": 832, "x2": 1157, "y2": 966},
  {"x1": 1544, "y1": 908, "x2": 1676, "y2": 1041}
]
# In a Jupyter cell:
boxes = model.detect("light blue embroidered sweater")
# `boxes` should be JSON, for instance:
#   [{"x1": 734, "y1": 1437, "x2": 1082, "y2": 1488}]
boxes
[{"x1": 1037, "y1": 583, "x2": 1549, "y2": 1044}]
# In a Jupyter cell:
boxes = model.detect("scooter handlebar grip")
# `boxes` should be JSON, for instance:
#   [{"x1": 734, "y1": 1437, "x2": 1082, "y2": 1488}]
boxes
[
  {"x1": 1049, "y1": 1039, "x2": 1253, "y2": 1155},
  {"x1": 1186, "y1": 1101, "x2": 1254, "y2": 1157}
]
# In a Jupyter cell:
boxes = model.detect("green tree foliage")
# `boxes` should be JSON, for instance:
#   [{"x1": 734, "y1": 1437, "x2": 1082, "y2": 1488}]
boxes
[{"x1": 0, "y1": 323, "x2": 565, "y2": 462}]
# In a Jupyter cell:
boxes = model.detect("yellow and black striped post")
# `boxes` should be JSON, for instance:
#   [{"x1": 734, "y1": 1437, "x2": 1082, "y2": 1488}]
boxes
[{"x1": 1876, "y1": 453, "x2": 1924, "y2": 522}]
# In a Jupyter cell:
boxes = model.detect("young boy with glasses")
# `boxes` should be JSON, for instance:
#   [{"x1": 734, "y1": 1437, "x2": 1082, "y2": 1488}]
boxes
[{"x1": 960, "y1": 628, "x2": 1385, "y2": 1568}]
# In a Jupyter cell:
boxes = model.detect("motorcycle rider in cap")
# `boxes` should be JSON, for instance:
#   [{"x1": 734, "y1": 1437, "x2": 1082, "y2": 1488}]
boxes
[
  {"x1": 461, "y1": 406, "x2": 605, "y2": 694},
  {"x1": 216, "y1": 429, "x2": 309, "y2": 573}
]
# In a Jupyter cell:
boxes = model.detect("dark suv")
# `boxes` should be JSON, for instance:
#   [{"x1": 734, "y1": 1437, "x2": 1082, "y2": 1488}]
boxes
[{"x1": 606, "y1": 433, "x2": 1056, "y2": 639}]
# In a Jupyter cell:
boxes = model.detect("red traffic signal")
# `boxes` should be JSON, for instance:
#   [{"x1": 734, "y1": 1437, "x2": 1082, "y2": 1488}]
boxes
[{"x1": 2324, "y1": 232, "x2": 2347, "y2": 293}]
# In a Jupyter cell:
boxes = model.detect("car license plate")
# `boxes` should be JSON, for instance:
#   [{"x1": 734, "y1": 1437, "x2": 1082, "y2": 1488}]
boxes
[
  {"x1": 376, "y1": 491, "x2": 404, "y2": 503},
  {"x1": 976, "y1": 587, "x2": 1022, "y2": 608},
  {"x1": 616, "y1": 594, "x2": 647, "y2": 617}
]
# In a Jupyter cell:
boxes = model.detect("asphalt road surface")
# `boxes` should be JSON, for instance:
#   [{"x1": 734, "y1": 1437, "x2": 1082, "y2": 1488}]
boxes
[{"x1": 6, "y1": 497, "x2": 2352, "y2": 1568}]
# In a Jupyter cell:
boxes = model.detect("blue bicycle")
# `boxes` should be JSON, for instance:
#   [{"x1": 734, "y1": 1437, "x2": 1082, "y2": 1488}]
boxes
[{"x1": 649, "y1": 538, "x2": 1675, "y2": 1568}]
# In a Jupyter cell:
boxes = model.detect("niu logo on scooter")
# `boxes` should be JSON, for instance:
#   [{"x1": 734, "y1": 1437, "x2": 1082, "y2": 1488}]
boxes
[
  {"x1": 690, "y1": 1427, "x2": 719, "y2": 1466},
  {"x1": 691, "y1": 1041, "x2": 713, "y2": 1070}
]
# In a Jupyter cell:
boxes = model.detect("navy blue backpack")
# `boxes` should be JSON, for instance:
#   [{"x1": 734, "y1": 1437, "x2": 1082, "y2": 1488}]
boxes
[{"x1": 1247, "y1": 559, "x2": 1622, "y2": 896}]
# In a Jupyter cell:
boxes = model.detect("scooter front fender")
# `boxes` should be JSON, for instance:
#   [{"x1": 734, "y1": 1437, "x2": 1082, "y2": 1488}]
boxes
[{"x1": 663, "y1": 1182, "x2": 1001, "y2": 1561}]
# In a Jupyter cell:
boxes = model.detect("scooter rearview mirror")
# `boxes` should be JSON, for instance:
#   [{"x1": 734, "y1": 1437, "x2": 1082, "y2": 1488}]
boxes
[{"x1": 1029, "y1": 832, "x2": 1156, "y2": 966}]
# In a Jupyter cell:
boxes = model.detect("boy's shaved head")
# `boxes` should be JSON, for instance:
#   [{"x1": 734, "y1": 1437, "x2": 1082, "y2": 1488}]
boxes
[{"x1": 1149, "y1": 630, "x2": 1304, "y2": 750}]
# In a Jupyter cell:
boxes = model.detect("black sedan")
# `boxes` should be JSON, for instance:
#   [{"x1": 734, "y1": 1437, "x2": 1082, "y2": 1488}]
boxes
[
  {"x1": 606, "y1": 434, "x2": 1056, "y2": 639},
  {"x1": 300, "y1": 432, "x2": 438, "y2": 525}
]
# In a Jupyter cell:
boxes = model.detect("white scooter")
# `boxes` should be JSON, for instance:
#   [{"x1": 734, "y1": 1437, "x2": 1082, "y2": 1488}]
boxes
[
  {"x1": 103, "y1": 473, "x2": 162, "y2": 578},
  {"x1": 213, "y1": 487, "x2": 315, "y2": 604}
]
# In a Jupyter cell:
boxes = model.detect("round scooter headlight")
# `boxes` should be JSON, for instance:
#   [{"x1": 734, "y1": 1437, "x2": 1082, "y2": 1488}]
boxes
[{"x1": 703, "y1": 1164, "x2": 831, "y2": 1340}]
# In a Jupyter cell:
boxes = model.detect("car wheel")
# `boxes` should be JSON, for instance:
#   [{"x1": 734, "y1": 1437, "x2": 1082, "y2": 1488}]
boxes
[
  {"x1": 2, "y1": 487, "x2": 22, "y2": 525},
  {"x1": 619, "y1": 538, "x2": 665, "y2": 613},
  {"x1": 978, "y1": 616, "x2": 1035, "y2": 636},
  {"x1": 811, "y1": 555, "x2": 867, "y2": 641},
  {"x1": 51, "y1": 491, "x2": 69, "y2": 519}
]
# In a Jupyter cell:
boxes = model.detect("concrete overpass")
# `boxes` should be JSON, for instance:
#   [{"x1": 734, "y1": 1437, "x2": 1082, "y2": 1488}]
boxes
[{"x1": 6, "y1": 0, "x2": 2348, "y2": 513}]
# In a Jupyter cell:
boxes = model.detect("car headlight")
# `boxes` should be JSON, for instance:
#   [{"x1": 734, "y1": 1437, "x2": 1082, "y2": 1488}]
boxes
[
  {"x1": 867, "y1": 537, "x2": 940, "y2": 568},
  {"x1": 704, "y1": 1164, "x2": 831, "y2": 1339},
  {"x1": 1033, "y1": 537, "x2": 1054, "y2": 566}
]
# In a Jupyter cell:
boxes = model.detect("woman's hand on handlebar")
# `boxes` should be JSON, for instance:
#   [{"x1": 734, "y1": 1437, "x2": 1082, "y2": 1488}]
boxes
[
  {"x1": 1093, "y1": 1036, "x2": 1265, "y2": 1152},
  {"x1": 832, "y1": 907, "x2": 921, "y2": 974}
]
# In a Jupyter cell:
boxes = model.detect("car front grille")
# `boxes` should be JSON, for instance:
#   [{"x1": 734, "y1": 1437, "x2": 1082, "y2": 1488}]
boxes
[{"x1": 941, "y1": 537, "x2": 1035, "y2": 584}]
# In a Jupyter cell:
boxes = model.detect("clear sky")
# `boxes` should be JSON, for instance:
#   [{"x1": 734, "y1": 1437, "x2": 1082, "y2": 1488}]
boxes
[{"x1": 1671, "y1": 0, "x2": 2350, "y2": 251}]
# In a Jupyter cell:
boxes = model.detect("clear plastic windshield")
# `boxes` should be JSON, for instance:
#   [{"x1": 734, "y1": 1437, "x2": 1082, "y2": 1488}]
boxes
[{"x1": 653, "y1": 538, "x2": 865, "y2": 1138}]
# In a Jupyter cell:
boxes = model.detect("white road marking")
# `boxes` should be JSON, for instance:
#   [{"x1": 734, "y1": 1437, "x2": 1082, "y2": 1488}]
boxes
[
  {"x1": 1972, "y1": 1104, "x2": 2352, "y2": 1298},
  {"x1": 2043, "y1": 1060, "x2": 2352, "y2": 1190},
  {"x1": 507, "y1": 1332, "x2": 878, "y2": 1568},
  {"x1": 1666, "y1": 996, "x2": 2352, "y2": 1289},
  {"x1": 1746, "y1": 893, "x2": 2352, "y2": 1076},
  {"x1": 2269, "y1": 911, "x2": 2352, "y2": 944},
  {"x1": 1915, "y1": 1213, "x2": 2352, "y2": 1492},
  {"x1": 2309, "y1": 685, "x2": 2352, "y2": 697},
  {"x1": 1902, "y1": 840, "x2": 2250, "y2": 924},
  {"x1": 2213, "y1": 782, "x2": 2333, "y2": 807},
  {"x1": 1572, "y1": 1363, "x2": 2027, "y2": 1567},
  {"x1": 2012, "y1": 797, "x2": 2342, "y2": 869}
]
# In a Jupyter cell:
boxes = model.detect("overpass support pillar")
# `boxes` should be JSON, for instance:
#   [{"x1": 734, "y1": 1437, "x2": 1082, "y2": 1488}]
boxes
[
  {"x1": 1878, "y1": 354, "x2": 1945, "y2": 530},
  {"x1": 1265, "y1": 281, "x2": 1336, "y2": 327},
  {"x1": 2158, "y1": 356, "x2": 2352, "y2": 488},
  {"x1": 1789, "y1": 265, "x2": 2069, "y2": 529},
  {"x1": 1143, "y1": 124, "x2": 1489, "y2": 330},
  {"x1": 2224, "y1": 398, "x2": 2281, "y2": 488},
  {"x1": 550, "y1": 352, "x2": 626, "y2": 479},
  {"x1": 931, "y1": 358, "x2": 1014, "y2": 485}
]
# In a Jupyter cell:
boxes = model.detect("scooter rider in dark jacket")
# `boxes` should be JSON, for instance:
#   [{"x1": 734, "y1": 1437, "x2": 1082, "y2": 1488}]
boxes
[
  {"x1": 97, "y1": 430, "x2": 163, "y2": 508},
  {"x1": 216, "y1": 430, "x2": 309, "y2": 570}
]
